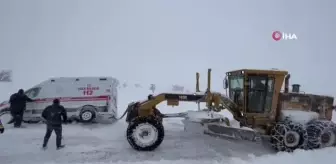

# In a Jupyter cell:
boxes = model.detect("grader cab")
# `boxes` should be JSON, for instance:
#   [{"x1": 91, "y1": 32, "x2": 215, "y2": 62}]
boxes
[
  {"x1": 224, "y1": 69, "x2": 334, "y2": 129},
  {"x1": 125, "y1": 68, "x2": 336, "y2": 152},
  {"x1": 224, "y1": 69, "x2": 287, "y2": 129}
]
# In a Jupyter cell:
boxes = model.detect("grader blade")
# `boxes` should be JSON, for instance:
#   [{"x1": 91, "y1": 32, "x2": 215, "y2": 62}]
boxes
[
  {"x1": 162, "y1": 113, "x2": 188, "y2": 118},
  {"x1": 204, "y1": 124, "x2": 263, "y2": 142},
  {"x1": 164, "y1": 111, "x2": 263, "y2": 143},
  {"x1": 182, "y1": 115, "x2": 265, "y2": 143}
]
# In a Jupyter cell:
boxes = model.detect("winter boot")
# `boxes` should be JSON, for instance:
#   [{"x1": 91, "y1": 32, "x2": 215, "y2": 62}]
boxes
[{"x1": 57, "y1": 145, "x2": 65, "y2": 150}]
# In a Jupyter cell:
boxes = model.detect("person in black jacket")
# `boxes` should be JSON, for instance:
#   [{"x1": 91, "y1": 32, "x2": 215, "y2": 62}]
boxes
[
  {"x1": 9, "y1": 89, "x2": 34, "y2": 127},
  {"x1": 0, "y1": 119, "x2": 4, "y2": 134},
  {"x1": 41, "y1": 98, "x2": 67, "y2": 150}
]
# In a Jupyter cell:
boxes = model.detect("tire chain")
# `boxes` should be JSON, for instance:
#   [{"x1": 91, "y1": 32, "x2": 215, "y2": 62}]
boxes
[
  {"x1": 270, "y1": 118, "x2": 308, "y2": 152},
  {"x1": 306, "y1": 120, "x2": 336, "y2": 149}
]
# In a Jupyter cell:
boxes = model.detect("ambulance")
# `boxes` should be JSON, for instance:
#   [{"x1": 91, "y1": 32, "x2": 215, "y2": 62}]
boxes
[{"x1": 0, "y1": 77, "x2": 118, "y2": 123}]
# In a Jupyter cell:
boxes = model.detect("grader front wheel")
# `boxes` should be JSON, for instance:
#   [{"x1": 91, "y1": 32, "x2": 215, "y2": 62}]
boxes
[
  {"x1": 270, "y1": 121, "x2": 308, "y2": 152},
  {"x1": 126, "y1": 116, "x2": 164, "y2": 151}
]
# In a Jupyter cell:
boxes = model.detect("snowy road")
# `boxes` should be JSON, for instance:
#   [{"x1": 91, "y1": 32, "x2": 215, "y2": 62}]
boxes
[
  {"x1": 1, "y1": 86, "x2": 336, "y2": 164},
  {"x1": 0, "y1": 116, "x2": 275, "y2": 164},
  {"x1": 1, "y1": 114, "x2": 336, "y2": 164}
]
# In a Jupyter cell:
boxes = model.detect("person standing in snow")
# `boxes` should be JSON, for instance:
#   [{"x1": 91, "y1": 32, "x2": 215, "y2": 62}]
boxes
[
  {"x1": 41, "y1": 98, "x2": 67, "y2": 150},
  {"x1": 8, "y1": 89, "x2": 34, "y2": 127},
  {"x1": 0, "y1": 119, "x2": 4, "y2": 134}
]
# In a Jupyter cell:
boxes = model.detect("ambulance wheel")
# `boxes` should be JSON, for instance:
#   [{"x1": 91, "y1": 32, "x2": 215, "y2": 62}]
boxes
[
  {"x1": 126, "y1": 116, "x2": 164, "y2": 151},
  {"x1": 79, "y1": 106, "x2": 96, "y2": 123}
]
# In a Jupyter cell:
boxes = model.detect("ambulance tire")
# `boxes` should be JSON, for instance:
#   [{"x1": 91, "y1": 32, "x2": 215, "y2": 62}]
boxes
[
  {"x1": 79, "y1": 106, "x2": 96, "y2": 123},
  {"x1": 126, "y1": 116, "x2": 164, "y2": 151}
]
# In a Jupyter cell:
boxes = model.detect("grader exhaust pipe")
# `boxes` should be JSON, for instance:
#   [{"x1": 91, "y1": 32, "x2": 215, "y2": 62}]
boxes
[
  {"x1": 284, "y1": 74, "x2": 291, "y2": 93},
  {"x1": 195, "y1": 68, "x2": 212, "y2": 92},
  {"x1": 207, "y1": 69, "x2": 211, "y2": 91},
  {"x1": 196, "y1": 72, "x2": 200, "y2": 92}
]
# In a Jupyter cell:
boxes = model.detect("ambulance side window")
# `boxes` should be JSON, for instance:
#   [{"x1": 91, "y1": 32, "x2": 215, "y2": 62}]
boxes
[{"x1": 25, "y1": 87, "x2": 41, "y2": 98}]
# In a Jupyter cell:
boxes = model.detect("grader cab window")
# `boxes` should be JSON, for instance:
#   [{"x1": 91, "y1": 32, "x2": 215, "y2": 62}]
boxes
[
  {"x1": 228, "y1": 76, "x2": 244, "y2": 105},
  {"x1": 247, "y1": 76, "x2": 274, "y2": 113}
]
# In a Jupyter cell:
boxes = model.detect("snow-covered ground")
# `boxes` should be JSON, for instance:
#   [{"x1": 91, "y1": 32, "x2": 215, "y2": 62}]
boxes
[{"x1": 1, "y1": 86, "x2": 336, "y2": 164}]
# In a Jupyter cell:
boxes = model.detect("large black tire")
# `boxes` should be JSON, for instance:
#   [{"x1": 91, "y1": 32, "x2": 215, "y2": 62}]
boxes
[
  {"x1": 306, "y1": 120, "x2": 336, "y2": 149},
  {"x1": 126, "y1": 116, "x2": 164, "y2": 151},
  {"x1": 270, "y1": 120, "x2": 308, "y2": 152},
  {"x1": 79, "y1": 106, "x2": 96, "y2": 123}
]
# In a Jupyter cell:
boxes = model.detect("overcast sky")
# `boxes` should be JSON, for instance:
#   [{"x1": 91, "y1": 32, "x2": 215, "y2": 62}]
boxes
[{"x1": 0, "y1": 0, "x2": 335, "y2": 101}]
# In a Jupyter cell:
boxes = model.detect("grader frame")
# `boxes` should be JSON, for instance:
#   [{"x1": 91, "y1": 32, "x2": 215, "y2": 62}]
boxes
[{"x1": 125, "y1": 68, "x2": 336, "y2": 152}]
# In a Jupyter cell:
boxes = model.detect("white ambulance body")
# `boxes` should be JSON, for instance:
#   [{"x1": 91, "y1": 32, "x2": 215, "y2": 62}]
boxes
[{"x1": 0, "y1": 77, "x2": 118, "y2": 123}]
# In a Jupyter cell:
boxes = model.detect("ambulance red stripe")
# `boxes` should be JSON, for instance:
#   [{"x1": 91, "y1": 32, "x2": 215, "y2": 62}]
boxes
[
  {"x1": 34, "y1": 95, "x2": 109, "y2": 103},
  {"x1": 0, "y1": 95, "x2": 109, "y2": 108}
]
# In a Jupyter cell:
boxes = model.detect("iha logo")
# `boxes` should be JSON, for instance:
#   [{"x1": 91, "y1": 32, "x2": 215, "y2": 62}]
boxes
[{"x1": 272, "y1": 31, "x2": 298, "y2": 41}]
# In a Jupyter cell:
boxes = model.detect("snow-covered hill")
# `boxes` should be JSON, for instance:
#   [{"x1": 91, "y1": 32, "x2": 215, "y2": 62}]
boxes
[{"x1": 0, "y1": 86, "x2": 336, "y2": 164}]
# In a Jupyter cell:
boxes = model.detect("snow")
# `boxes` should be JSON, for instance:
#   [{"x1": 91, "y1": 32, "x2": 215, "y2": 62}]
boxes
[
  {"x1": 183, "y1": 109, "x2": 246, "y2": 131},
  {"x1": 184, "y1": 110, "x2": 226, "y2": 121},
  {"x1": 281, "y1": 109, "x2": 319, "y2": 124},
  {"x1": 1, "y1": 85, "x2": 336, "y2": 164}
]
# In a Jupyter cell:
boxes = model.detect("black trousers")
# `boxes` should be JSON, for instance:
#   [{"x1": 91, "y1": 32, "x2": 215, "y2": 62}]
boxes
[
  {"x1": 43, "y1": 124, "x2": 62, "y2": 147},
  {"x1": 10, "y1": 111, "x2": 24, "y2": 127}
]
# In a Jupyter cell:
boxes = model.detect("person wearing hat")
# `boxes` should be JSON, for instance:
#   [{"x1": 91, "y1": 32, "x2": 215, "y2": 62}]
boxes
[
  {"x1": 41, "y1": 98, "x2": 68, "y2": 150},
  {"x1": 8, "y1": 89, "x2": 34, "y2": 127}
]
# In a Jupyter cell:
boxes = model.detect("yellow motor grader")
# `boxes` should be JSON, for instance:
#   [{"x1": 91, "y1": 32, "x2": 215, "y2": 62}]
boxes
[{"x1": 124, "y1": 68, "x2": 336, "y2": 152}]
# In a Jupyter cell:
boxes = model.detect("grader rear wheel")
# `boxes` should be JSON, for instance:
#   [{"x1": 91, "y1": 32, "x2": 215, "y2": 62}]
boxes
[
  {"x1": 126, "y1": 116, "x2": 164, "y2": 151},
  {"x1": 306, "y1": 120, "x2": 336, "y2": 149}
]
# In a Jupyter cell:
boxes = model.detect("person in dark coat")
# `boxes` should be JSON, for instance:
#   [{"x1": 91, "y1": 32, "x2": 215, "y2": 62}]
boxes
[
  {"x1": 9, "y1": 89, "x2": 34, "y2": 127},
  {"x1": 0, "y1": 119, "x2": 4, "y2": 134},
  {"x1": 41, "y1": 98, "x2": 67, "y2": 150}
]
